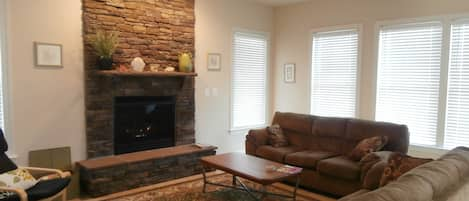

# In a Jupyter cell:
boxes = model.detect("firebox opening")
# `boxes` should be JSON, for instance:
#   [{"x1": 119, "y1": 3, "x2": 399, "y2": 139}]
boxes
[{"x1": 113, "y1": 96, "x2": 176, "y2": 155}]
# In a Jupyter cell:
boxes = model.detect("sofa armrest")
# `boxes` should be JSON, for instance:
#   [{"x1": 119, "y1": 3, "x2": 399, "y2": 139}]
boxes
[
  {"x1": 337, "y1": 189, "x2": 371, "y2": 201},
  {"x1": 359, "y1": 151, "x2": 393, "y2": 190},
  {"x1": 245, "y1": 128, "x2": 269, "y2": 155}
]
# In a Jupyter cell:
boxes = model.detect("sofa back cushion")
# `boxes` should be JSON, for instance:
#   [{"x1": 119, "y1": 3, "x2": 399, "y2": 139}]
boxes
[
  {"x1": 272, "y1": 112, "x2": 316, "y2": 148},
  {"x1": 344, "y1": 119, "x2": 409, "y2": 154},
  {"x1": 269, "y1": 112, "x2": 409, "y2": 154},
  {"x1": 272, "y1": 112, "x2": 314, "y2": 135},
  {"x1": 311, "y1": 117, "x2": 348, "y2": 153}
]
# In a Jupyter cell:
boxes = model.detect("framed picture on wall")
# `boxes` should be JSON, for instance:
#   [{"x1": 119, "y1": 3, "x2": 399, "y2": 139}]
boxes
[
  {"x1": 207, "y1": 53, "x2": 221, "y2": 71},
  {"x1": 34, "y1": 42, "x2": 63, "y2": 67},
  {"x1": 284, "y1": 63, "x2": 296, "y2": 83}
]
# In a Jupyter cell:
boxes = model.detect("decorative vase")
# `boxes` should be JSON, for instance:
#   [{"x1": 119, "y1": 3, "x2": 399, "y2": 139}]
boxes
[
  {"x1": 131, "y1": 57, "x2": 146, "y2": 72},
  {"x1": 178, "y1": 52, "x2": 193, "y2": 73},
  {"x1": 98, "y1": 57, "x2": 113, "y2": 70}
]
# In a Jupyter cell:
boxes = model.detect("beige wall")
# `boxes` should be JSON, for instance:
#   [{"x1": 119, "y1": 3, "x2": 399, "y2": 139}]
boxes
[
  {"x1": 274, "y1": 0, "x2": 469, "y2": 121},
  {"x1": 3, "y1": 0, "x2": 273, "y2": 165},
  {"x1": 6, "y1": 0, "x2": 462, "y2": 164},
  {"x1": 5, "y1": 0, "x2": 85, "y2": 165},
  {"x1": 195, "y1": 0, "x2": 274, "y2": 153}
]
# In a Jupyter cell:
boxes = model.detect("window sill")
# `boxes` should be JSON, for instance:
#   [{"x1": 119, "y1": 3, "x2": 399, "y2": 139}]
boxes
[
  {"x1": 7, "y1": 153, "x2": 18, "y2": 159},
  {"x1": 409, "y1": 144, "x2": 448, "y2": 158},
  {"x1": 229, "y1": 125, "x2": 267, "y2": 135}
]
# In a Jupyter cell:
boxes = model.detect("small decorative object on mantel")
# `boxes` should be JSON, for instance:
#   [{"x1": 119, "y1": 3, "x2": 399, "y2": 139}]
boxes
[
  {"x1": 164, "y1": 67, "x2": 175, "y2": 72},
  {"x1": 149, "y1": 64, "x2": 160, "y2": 72},
  {"x1": 178, "y1": 52, "x2": 193, "y2": 73},
  {"x1": 117, "y1": 64, "x2": 130, "y2": 72},
  {"x1": 207, "y1": 53, "x2": 221, "y2": 71},
  {"x1": 131, "y1": 57, "x2": 145, "y2": 72},
  {"x1": 34, "y1": 42, "x2": 62, "y2": 67},
  {"x1": 284, "y1": 63, "x2": 296, "y2": 83},
  {"x1": 90, "y1": 30, "x2": 119, "y2": 70}
]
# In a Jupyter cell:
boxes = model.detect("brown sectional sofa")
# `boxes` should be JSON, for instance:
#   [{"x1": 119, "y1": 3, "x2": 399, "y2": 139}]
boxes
[
  {"x1": 339, "y1": 147, "x2": 469, "y2": 201},
  {"x1": 245, "y1": 112, "x2": 409, "y2": 196}
]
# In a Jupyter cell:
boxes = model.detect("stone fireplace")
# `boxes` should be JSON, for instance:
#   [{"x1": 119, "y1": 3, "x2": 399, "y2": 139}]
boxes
[
  {"x1": 82, "y1": 0, "x2": 196, "y2": 158},
  {"x1": 113, "y1": 96, "x2": 176, "y2": 155},
  {"x1": 85, "y1": 76, "x2": 195, "y2": 158}
]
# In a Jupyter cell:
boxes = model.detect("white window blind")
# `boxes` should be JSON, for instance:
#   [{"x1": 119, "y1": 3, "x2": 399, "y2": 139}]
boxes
[
  {"x1": 311, "y1": 28, "x2": 358, "y2": 117},
  {"x1": 445, "y1": 21, "x2": 469, "y2": 149},
  {"x1": 376, "y1": 22, "x2": 443, "y2": 146},
  {"x1": 231, "y1": 31, "x2": 268, "y2": 129},
  {"x1": 0, "y1": 3, "x2": 4, "y2": 131}
]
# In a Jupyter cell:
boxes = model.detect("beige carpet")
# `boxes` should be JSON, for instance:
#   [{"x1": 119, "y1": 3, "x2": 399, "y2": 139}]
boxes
[{"x1": 80, "y1": 171, "x2": 336, "y2": 201}]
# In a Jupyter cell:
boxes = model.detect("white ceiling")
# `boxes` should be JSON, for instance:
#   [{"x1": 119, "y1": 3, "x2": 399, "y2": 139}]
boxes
[{"x1": 252, "y1": 0, "x2": 311, "y2": 7}]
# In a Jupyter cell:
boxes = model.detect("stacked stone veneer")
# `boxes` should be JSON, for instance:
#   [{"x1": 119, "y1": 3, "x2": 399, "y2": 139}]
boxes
[
  {"x1": 83, "y1": 0, "x2": 196, "y2": 158},
  {"x1": 78, "y1": 145, "x2": 217, "y2": 197}
]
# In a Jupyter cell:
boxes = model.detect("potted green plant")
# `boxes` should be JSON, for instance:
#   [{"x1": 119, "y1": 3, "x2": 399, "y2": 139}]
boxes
[{"x1": 91, "y1": 30, "x2": 119, "y2": 70}]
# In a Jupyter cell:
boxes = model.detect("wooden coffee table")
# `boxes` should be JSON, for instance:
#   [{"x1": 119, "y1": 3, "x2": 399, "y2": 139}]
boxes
[{"x1": 200, "y1": 153, "x2": 302, "y2": 201}]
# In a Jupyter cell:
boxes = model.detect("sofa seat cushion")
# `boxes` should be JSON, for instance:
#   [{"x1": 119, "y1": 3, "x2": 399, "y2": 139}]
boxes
[
  {"x1": 256, "y1": 145, "x2": 303, "y2": 163},
  {"x1": 285, "y1": 151, "x2": 339, "y2": 169},
  {"x1": 317, "y1": 156, "x2": 361, "y2": 180}
]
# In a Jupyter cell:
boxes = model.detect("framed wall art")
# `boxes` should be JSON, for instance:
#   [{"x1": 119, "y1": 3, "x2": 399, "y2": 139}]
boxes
[
  {"x1": 207, "y1": 53, "x2": 221, "y2": 71},
  {"x1": 34, "y1": 42, "x2": 63, "y2": 67}
]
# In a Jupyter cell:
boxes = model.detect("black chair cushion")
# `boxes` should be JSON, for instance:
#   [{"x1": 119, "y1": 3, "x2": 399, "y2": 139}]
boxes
[
  {"x1": 0, "y1": 129, "x2": 16, "y2": 174},
  {"x1": 0, "y1": 178, "x2": 70, "y2": 201},
  {"x1": 0, "y1": 154, "x2": 17, "y2": 174},
  {"x1": 0, "y1": 129, "x2": 8, "y2": 152}
]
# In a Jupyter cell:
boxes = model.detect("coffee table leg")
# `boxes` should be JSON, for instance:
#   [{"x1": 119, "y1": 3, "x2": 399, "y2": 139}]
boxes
[
  {"x1": 202, "y1": 166, "x2": 207, "y2": 193},
  {"x1": 261, "y1": 185, "x2": 267, "y2": 200},
  {"x1": 293, "y1": 174, "x2": 301, "y2": 201},
  {"x1": 232, "y1": 175, "x2": 237, "y2": 186}
]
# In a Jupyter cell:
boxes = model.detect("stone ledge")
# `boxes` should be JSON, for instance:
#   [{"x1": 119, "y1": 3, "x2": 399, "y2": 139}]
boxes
[
  {"x1": 77, "y1": 144, "x2": 217, "y2": 197},
  {"x1": 78, "y1": 144, "x2": 216, "y2": 170}
]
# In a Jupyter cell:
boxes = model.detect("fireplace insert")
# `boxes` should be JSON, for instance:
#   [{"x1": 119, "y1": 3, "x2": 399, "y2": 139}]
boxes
[{"x1": 114, "y1": 96, "x2": 175, "y2": 155}]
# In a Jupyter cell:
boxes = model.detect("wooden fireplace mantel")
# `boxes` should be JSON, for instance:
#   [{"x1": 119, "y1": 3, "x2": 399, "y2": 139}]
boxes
[{"x1": 97, "y1": 70, "x2": 198, "y2": 77}]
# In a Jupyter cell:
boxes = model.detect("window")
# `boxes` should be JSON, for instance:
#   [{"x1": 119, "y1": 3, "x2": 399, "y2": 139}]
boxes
[
  {"x1": 445, "y1": 20, "x2": 469, "y2": 149},
  {"x1": 311, "y1": 27, "x2": 359, "y2": 117},
  {"x1": 376, "y1": 22, "x2": 443, "y2": 146},
  {"x1": 375, "y1": 18, "x2": 469, "y2": 149},
  {"x1": 231, "y1": 31, "x2": 268, "y2": 129}
]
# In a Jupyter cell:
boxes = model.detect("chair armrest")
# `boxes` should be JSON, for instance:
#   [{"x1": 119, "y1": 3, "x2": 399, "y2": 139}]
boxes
[
  {"x1": 359, "y1": 151, "x2": 393, "y2": 190},
  {"x1": 245, "y1": 128, "x2": 269, "y2": 155},
  {"x1": 0, "y1": 186, "x2": 27, "y2": 201},
  {"x1": 21, "y1": 167, "x2": 71, "y2": 180}
]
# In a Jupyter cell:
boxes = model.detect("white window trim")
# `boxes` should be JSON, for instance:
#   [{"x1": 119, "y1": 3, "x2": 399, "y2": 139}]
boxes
[
  {"x1": 372, "y1": 13, "x2": 469, "y2": 152},
  {"x1": 0, "y1": 0, "x2": 14, "y2": 157},
  {"x1": 229, "y1": 28, "x2": 271, "y2": 134},
  {"x1": 308, "y1": 24, "x2": 363, "y2": 118}
]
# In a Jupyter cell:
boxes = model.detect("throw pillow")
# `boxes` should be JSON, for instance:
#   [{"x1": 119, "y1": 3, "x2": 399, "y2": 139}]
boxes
[
  {"x1": 349, "y1": 136, "x2": 389, "y2": 161},
  {"x1": 0, "y1": 168, "x2": 38, "y2": 190},
  {"x1": 379, "y1": 152, "x2": 433, "y2": 187},
  {"x1": 267, "y1": 124, "x2": 288, "y2": 147}
]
